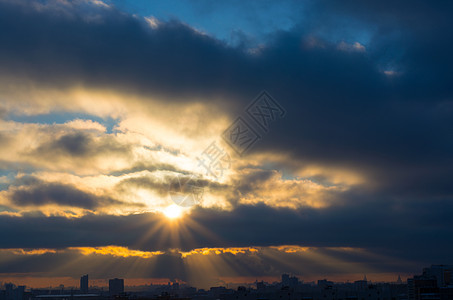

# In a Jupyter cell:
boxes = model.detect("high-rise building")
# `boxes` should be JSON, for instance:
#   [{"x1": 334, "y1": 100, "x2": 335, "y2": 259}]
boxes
[
  {"x1": 408, "y1": 272, "x2": 438, "y2": 300},
  {"x1": 109, "y1": 278, "x2": 124, "y2": 296},
  {"x1": 424, "y1": 265, "x2": 453, "y2": 288},
  {"x1": 282, "y1": 274, "x2": 290, "y2": 286},
  {"x1": 80, "y1": 274, "x2": 88, "y2": 293}
]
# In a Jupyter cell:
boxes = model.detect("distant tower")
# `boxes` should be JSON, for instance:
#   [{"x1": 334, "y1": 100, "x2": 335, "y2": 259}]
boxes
[
  {"x1": 80, "y1": 274, "x2": 88, "y2": 293},
  {"x1": 282, "y1": 274, "x2": 290, "y2": 286},
  {"x1": 397, "y1": 275, "x2": 403, "y2": 284},
  {"x1": 363, "y1": 274, "x2": 368, "y2": 282}
]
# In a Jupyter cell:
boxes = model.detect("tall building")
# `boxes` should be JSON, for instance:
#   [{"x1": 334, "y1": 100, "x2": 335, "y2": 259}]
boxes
[
  {"x1": 109, "y1": 278, "x2": 124, "y2": 296},
  {"x1": 282, "y1": 274, "x2": 290, "y2": 286},
  {"x1": 281, "y1": 274, "x2": 299, "y2": 288},
  {"x1": 408, "y1": 265, "x2": 453, "y2": 300},
  {"x1": 408, "y1": 271, "x2": 439, "y2": 300},
  {"x1": 80, "y1": 274, "x2": 88, "y2": 293},
  {"x1": 424, "y1": 265, "x2": 453, "y2": 288}
]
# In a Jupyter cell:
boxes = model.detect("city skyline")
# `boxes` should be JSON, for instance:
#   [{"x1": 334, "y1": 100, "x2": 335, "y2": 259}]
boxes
[
  {"x1": 0, "y1": 273, "x2": 411, "y2": 290},
  {"x1": 1, "y1": 265, "x2": 452, "y2": 300}
]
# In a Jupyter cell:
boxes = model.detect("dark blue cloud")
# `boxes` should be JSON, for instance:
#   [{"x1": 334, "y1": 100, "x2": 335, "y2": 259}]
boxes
[
  {"x1": 8, "y1": 177, "x2": 136, "y2": 210},
  {"x1": 0, "y1": 199, "x2": 451, "y2": 266}
]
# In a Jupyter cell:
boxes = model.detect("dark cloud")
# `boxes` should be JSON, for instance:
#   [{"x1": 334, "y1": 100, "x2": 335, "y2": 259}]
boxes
[
  {"x1": 0, "y1": 0, "x2": 250, "y2": 105},
  {"x1": 8, "y1": 177, "x2": 134, "y2": 210},
  {"x1": 33, "y1": 132, "x2": 130, "y2": 158},
  {"x1": 0, "y1": 199, "x2": 452, "y2": 265},
  {"x1": 231, "y1": 169, "x2": 278, "y2": 196},
  {"x1": 119, "y1": 174, "x2": 217, "y2": 197},
  {"x1": 50, "y1": 133, "x2": 91, "y2": 156}
]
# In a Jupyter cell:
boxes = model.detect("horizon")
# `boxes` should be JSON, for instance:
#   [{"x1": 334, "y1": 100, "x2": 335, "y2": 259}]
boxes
[{"x1": 0, "y1": 272, "x2": 411, "y2": 290}]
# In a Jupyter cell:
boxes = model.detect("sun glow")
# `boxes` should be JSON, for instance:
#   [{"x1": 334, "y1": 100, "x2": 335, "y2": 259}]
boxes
[{"x1": 163, "y1": 204, "x2": 183, "y2": 219}]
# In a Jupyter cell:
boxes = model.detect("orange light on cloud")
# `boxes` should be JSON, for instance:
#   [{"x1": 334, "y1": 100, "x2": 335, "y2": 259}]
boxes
[
  {"x1": 269, "y1": 245, "x2": 311, "y2": 253},
  {"x1": 70, "y1": 246, "x2": 164, "y2": 258},
  {"x1": 0, "y1": 248, "x2": 59, "y2": 255},
  {"x1": 180, "y1": 247, "x2": 259, "y2": 258}
]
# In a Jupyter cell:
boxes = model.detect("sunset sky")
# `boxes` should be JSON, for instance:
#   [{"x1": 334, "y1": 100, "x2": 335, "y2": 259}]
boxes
[{"x1": 1, "y1": 0, "x2": 453, "y2": 289}]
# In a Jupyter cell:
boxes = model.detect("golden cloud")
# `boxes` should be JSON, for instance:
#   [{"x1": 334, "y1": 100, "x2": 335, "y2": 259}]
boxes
[
  {"x1": 71, "y1": 246, "x2": 164, "y2": 258},
  {"x1": 2, "y1": 248, "x2": 58, "y2": 255},
  {"x1": 180, "y1": 247, "x2": 259, "y2": 258}
]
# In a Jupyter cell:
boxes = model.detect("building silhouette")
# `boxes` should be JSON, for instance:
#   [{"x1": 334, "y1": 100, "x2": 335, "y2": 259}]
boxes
[
  {"x1": 80, "y1": 274, "x2": 88, "y2": 293},
  {"x1": 282, "y1": 274, "x2": 299, "y2": 288},
  {"x1": 109, "y1": 278, "x2": 124, "y2": 296},
  {"x1": 408, "y1": 265, "x2": 453, "y2": 300}
]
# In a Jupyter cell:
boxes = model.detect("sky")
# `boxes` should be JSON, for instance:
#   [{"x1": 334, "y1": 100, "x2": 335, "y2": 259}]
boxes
[{"x1": 0, "y1": 0, "x2": 453, "y2": 289}]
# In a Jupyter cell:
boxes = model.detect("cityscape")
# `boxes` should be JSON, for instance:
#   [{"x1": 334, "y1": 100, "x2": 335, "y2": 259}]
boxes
[
  {"x1": 1, "y1": 2, "x2": 453, "y2": 300},
  {"x1": 1, "y1": 265, "x2": 452, "y2": 300}
]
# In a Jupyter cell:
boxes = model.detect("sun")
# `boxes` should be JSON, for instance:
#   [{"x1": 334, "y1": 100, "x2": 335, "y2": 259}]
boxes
[{"x1": 163, "y1": 204, "x2": 183, "y2": 219}]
